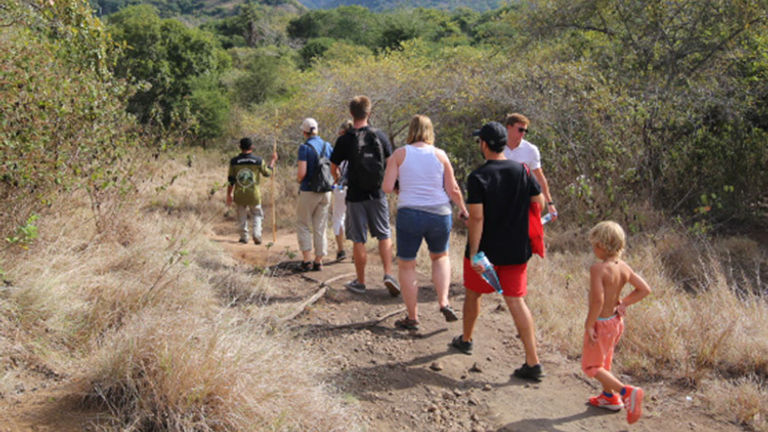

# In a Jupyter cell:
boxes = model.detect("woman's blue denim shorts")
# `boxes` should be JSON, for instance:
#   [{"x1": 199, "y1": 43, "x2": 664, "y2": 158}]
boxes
[{"x1": 395, "y1": 207, "x2": 452, "y2": 260}]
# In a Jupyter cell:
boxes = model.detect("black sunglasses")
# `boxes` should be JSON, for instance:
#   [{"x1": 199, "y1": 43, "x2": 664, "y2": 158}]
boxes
[{"x1": 518, "y1": 127, "x2": 528, "y2": 133}]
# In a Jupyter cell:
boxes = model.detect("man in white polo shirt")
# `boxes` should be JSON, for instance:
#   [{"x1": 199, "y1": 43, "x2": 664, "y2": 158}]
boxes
[{"x1": 503, "y1": 113, "x2": 557, "y2": 220}]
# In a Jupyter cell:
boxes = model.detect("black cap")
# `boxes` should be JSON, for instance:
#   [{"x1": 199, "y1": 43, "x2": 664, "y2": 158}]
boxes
[{"x1": 472, "y1": 121, "x2": 507, "y2": 152}]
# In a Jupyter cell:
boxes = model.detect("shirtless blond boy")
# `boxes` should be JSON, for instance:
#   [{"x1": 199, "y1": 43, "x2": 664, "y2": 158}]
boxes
[{"x1": 583, "y1": 221, "x2": 651, "y2": 424}]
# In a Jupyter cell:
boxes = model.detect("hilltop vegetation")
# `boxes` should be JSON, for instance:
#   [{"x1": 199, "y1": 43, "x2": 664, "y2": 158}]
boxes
[
  {"x1": 92, "y1": 0, "x2": 304, "y2": 18},
  {"x1": 297, "y1": 0, "x2": 501, "y2": 12}
]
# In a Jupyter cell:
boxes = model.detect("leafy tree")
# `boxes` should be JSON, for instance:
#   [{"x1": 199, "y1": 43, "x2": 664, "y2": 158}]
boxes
[
  {"x1": 287, "y1": 6, "x2": 382, "y2": 48},
  {"x1": 315, "y1": 40, "x2": 374, "y2": 64},
  {"x1": 378, "y1": 10, "x2": 420, "y2": 50},
  {"x1": 1, "y1": 0, "x2": 140, "y2": 235},
  {"x1": 188, "y1": 75, "x2": 230, "y2": 141},
  {"x1": 513, "y1": 0, "x2": 768, "y2": 223},
  {"x1": 107, "y1": 5, "x2": 230, "y2": 139},
  {"x1": 298, "y1": 37, "x2": 336, "y2": 68},
  {"x1": 229, "y1": 47, "x2": 297, "y2": 106},
  {"x1": 288, "y1": 6, "x2": 474, "y2": 53}
]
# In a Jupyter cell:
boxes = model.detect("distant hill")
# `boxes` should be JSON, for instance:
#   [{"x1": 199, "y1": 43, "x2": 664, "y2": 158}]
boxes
[
  {"x1": 93, "y1": 0, "x2": 305, "y2": 18},
  {"x1": 297, "y1": 0, "x2": 501, "y2": 12},
  {"x1": 92, "y1": 0, "x2": 499, "y2": 18}
]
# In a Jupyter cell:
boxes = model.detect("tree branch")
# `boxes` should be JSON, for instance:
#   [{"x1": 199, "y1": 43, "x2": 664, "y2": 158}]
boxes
[{"x1": 276, "y1": 272, "x2": 355, "y2": 322}]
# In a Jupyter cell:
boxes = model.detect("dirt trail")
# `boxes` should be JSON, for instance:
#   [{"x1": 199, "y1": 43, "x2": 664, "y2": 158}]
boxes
[{"x1": 211, "y1": 222, "x2": 741, "y2": 432}]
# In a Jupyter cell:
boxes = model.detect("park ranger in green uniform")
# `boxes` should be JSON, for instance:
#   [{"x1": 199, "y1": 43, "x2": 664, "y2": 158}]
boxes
[{"x1": 226, "y1": 137, "x2": 277, "y2": 244}]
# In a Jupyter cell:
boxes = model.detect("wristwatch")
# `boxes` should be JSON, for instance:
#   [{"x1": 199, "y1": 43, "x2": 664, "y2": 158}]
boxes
[{"x1": 547, "y1": 201, "x2": 554, "y2": 206}]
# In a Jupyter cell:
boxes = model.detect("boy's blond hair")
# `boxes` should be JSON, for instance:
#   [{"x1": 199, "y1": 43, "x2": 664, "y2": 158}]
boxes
[{"x1": 589, "y1": 221, "x2": 625, "y2": 257}]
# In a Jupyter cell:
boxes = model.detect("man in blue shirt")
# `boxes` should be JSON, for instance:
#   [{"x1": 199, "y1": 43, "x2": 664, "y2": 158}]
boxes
[{"x1": 296, "y1": 118, "x2": 333, "y2": 271}]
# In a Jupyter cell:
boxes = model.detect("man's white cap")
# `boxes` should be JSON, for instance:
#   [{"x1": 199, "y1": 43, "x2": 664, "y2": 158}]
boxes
[{"x1": 301, "y1": 118, "x2": 318, "y2": 133}]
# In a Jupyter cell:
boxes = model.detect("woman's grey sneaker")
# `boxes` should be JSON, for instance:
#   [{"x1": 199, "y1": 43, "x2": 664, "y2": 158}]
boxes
[
  {"x1": 345, "y1": 280, "x2": 366, "y2": 294},
  {"x1": 512, "y1": 363, "x2": 545, "y2": 382},
  {"x1": 450, "y1": 335, "x2": 473, "y2": 355},
  {"x1": 394, "y1": 316, "x2": 420, "y2": 330},
  {"x1": 336, "y1": 250, "x2": 347, "y2": 260},
  {"x1": 440, "y1": 305, "x2": 459, "y2": 322},
  {"x1": 383, "y1": 274, "x2": 401, "y2": 297}
]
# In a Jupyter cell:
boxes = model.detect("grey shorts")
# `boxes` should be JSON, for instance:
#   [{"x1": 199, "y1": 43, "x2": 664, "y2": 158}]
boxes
[{"x1": 345, "y1": 195, "x2": 391, "y2": 243}]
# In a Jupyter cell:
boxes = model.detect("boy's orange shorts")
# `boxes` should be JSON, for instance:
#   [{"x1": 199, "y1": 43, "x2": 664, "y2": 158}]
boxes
[
  {"x1": 582, "y1": 315, "x2": 625, "y2": 377},
  {"x1": 463, "y1": 257, "x2": 527, "y2": 297}
]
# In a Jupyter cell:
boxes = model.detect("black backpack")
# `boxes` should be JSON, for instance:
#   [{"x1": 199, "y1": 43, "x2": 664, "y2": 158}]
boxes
[
  {"x1": 349, "y1": 128, "x2": 385, "y2": 192},
  {"x1": 306, "y1": 141, "x2": 334, "y2": 193}
]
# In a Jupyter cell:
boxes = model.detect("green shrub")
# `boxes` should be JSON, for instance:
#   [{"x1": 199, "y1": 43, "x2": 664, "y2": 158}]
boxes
[{"x1": 0, "y1": 0, "x2": 139, "y2": 236}]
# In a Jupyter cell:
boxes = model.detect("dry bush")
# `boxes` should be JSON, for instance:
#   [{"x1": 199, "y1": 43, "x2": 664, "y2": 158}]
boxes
[
  {"x1": 654, "y1": 230, "x2": 710, "y2": 292},
  {"x1": 619, "y1": 248, "x2": 768, "y2": 382},
  {"x1": 85, "y1": 311, "x2": 360, "y2": 432},
  {"x1": 0, "y1": 153, "x2": 360, "y2": 430},
  {"x1": 714, "y1": 236, "x2": 767, "y2": 295},
  {"x1": 0, "y1": 200, "x2": 218, "y2": 366},
  {"x1": 142, "y1": 150, "x2": 229, "y2": 223},
  {"x1": 701, "y1": 377, "x2": 768, "y2": 432}
]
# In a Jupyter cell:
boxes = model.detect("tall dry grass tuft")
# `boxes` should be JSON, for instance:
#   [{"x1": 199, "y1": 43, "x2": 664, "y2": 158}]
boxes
[
  {"x1": 0, "y1": 150, "x2": 360, "y2": 430},
  {"x1": 85, "y1": 311, "x2": 360, "y2": 431},
  {"x1": 702, "y1": 377, "x2": 768, "y2": 432},
  {"x1": 617, "y1": 246, "x2": 768, "y2": 382},
  {"x1": 4, "y1": 203, "x2": 217, "y2": 353}
]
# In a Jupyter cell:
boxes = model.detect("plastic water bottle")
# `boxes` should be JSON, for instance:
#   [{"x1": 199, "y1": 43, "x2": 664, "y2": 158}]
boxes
[
  {"x1": 471, "y1": 252, "x2": 503, "y2": 294},
  {"x1": 541, "y1": 212, "x2": 557, "y2": 225}
]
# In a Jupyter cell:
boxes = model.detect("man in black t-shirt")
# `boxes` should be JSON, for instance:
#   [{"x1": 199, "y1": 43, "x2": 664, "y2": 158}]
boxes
[
  {"x1": 450, "y1": 121, "x2": 546, "y2": 382},
  {"x1": 330, "y1": 95, "x2": 400, "y2": 297}
]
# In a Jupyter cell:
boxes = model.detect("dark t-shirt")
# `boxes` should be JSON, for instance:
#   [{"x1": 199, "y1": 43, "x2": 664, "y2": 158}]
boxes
[
  {"x1": 464, "y1": 159, "x2": 541, "y2": 265},
  {"x1": 330, "y1": 126, "x2": 393, "y2": 202}
]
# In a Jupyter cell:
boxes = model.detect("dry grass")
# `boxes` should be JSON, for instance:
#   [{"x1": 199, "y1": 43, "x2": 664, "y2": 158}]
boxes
[
  {"x1": 701, "y1": 377, "x2": 768, "y2": 431},
  {"x1": 86, "y1": 311, "x2": 359, "y2": 431},
  {"x1": 0, "y1": 150, "x2": 360, "y2": 431}
]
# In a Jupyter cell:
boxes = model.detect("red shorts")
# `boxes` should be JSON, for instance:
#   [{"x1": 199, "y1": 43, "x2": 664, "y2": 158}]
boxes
[
  {"x1": 582, "y1": 315, "x2": 625, "y2": 377},
  {"x1": 463, "y1": 257, "x2": 527, "y2": 297}
]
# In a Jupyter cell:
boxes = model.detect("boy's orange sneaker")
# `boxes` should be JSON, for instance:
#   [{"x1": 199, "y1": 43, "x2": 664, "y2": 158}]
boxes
[
  {"x1": 622, "y1": 386, "x2": 644, "y2": 424},
  {"x1": 589, "y1": 393, "x2": 623, "y2": 411}
]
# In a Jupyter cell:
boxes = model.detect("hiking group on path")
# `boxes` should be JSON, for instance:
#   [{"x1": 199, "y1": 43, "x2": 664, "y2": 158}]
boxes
[{"x1": 226, "y1": 95, "x2": 652, "y2": 425}]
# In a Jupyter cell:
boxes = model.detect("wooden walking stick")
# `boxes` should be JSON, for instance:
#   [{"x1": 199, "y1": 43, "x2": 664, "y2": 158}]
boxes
[{"x1": 271, "y1": 109, "x2": 278, "y2": 243}]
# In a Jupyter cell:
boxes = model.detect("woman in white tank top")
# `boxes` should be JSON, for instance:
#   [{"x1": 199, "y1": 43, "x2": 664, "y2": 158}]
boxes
[{"x1": 382, "y1": 115, "x2": 469, "y2": 330}]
